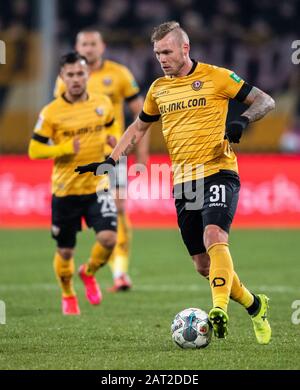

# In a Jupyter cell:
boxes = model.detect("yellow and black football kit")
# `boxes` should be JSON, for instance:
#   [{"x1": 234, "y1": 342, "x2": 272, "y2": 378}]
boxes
[
  {"x1": 29, "y1": 93, "x2": 118, "y2": 247},
  {"x1": 55, "y1": 59, "x2": 140, "y2": 283},
  {"x1": 140, "y1": 60, "x2": 252, "y2": 255},
  {"x1": 54, "y1": 59, "x2": 140, "y2": 140}
]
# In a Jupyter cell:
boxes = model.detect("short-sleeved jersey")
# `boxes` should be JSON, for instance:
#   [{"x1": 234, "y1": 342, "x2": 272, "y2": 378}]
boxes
[
  {"x1": 33, "y1": 94, "x2": 115, "y2": 196},
  {"x1": 142, "y1": 62, "x2": 246, "y2": 185},
  {"x1": 54, "y1": 60, "x2": 140, "y2": 137}
]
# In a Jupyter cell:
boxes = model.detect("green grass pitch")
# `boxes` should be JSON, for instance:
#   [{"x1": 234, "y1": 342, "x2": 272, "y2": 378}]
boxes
[{"x1": 0, "y1": 228, "x2": 299, "y2": 370}]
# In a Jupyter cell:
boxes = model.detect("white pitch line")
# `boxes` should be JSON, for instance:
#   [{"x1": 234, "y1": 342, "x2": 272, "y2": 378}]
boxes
[{"x1": 0, "y1": 283, "x2": 298, "y2": 294}]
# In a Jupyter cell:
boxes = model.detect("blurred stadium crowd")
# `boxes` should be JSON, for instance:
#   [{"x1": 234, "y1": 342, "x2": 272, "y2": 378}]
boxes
[{"x1": 0, "y1": 0, "x2": 300, "y2": 153}]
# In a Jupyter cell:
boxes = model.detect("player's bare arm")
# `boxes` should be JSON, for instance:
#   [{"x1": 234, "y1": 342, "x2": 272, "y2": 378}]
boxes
[
  {"x1": 112, "y1": 117, "x2": 150, "y2": 160},
  {"x1": 225, "y1": 86, "x2": 275, "y2": 144},
  {"x1": 75, "y1": 117, "x2": 151, "y2": 175},
  {"x1": 128, "y1": 97, "x2": 150, "y2": 166},
  {"x1": 242, "y1": 86, "x2": 275, "y2": 123}
]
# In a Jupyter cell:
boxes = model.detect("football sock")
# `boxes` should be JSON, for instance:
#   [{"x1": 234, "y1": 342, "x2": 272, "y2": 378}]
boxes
[
  {"x1": 108, "y1": 212, "x2": 131, "y2": 276},
  {"x1": 53, "y1": 252, "x2": 75, "y2": 297},
  {"x1": 230, "y1": 272, "x2": 255, "y2": 309},
  {"x1": 86, "y1": 242, "x2": 113, "y2": 275},
  {"x1": 207, "y1": 243, "x2": 234, "y2": 312},
  {"x1": 246, "y1": 294, "x2": 260, "y2": 316}
]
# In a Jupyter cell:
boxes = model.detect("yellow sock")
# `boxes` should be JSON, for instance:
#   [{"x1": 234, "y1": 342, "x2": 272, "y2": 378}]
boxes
[
  {"x1": 230, "y1": 272, "x2": 254, "y2": 308},
  {"x1": 53, "y1": 253, "x2": 75, "y2": 298},
  {"x1": 108, "y1": 212, "x2": 131, "y2": 276},
  {"x1": 86, "y1": 242, "x2": 113, "y2": 275},
  {"x1": 208, "y1": 243, "x2": 234, "y2": 312}
]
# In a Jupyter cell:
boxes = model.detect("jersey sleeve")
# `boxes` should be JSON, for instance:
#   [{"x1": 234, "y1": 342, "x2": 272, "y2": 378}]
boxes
[
  {"x1": 213, "y1": 66, "x2": 246, "y2": 100},
  {"x1": 119, "y1": 65, "x2": 140, "y2": 100},
  {"x1": 140, "y1": 82, "x2": 160, "y2": 122},
  {"x1": 53, "y1": 76, "x2": 66, "y2": 98},
  {"x1": 32, "y1": 107, "x2": 54, "y2": 142},
  {"x1": 102, "y1": 96, "x2": 115, "y2": 126}
]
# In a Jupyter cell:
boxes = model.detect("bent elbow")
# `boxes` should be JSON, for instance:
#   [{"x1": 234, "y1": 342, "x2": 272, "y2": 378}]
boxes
[
  {"x1": 28, "y1": 141, "x2": 41, "y2": 159},
  {"x1": 269, "y1": 97, "x2": 276, "y2": 111}
]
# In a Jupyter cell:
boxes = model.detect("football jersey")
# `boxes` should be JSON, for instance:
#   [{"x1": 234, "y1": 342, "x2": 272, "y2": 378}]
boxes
[
  {"x1": 142, "y1": 61, "x2": 245, "y2": 185},
  {"x1": 33, "y1": 94, "x2": 115, "y2": 196},
  {"x1": 54, "y1": 59, "x2": 140, "y2": 137}
]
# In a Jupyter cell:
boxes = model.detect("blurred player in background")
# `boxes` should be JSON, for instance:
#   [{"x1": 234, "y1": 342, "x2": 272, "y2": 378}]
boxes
[
  {"x1": 55, "y1": 29, "x2": 146, "y2": 292},
  {"x1": 29, "y1": 52, "x2": 119, "y2": 315},
  {"x1": 76, "y1": 21, "x2": 275, "y2": 344}
]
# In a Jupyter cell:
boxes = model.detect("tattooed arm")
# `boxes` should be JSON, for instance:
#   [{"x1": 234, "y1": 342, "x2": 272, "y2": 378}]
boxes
[
  {"x1": 225, "y1": 86, "x2": 275, "y2": 143},
  {"x1": 242, "y1": 86, "x2": 275, "y2": 123},
  {"x1": 110, "y1": 117, "x2": 151, "y2": 162},
  {"x1": 75, "y1": 117, "x2": 151, "y2": 175}
]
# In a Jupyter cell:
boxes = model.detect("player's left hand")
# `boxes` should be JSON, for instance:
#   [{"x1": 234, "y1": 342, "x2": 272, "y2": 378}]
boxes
[
  {"x1": 225, "y1": 116, "x2": 250, "y2": 143},
  {"x1": 75, "y1": 157, "x2": 116, "y2": 175}
]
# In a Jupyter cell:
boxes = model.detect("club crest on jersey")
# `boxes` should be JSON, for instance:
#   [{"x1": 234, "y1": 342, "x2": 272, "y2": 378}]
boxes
[
  {"x1": 191, "y1": 80, "x2": 203, "y2": 91},
  {"x1": 96, "y1": 107, "x2": 104, "y2": 116},
  {"x1": 103, "y1": 78, "x2": 112, "y2": 86}
]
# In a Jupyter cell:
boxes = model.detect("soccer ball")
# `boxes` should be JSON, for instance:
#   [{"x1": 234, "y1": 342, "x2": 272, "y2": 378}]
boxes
[{"x1": 171, "y1": 308, "x2": 212, "y2": 349}]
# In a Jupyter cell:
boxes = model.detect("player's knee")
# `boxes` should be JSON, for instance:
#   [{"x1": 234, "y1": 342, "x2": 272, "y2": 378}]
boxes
[
  {"x1": 196, "y1": 263, "x2": 210, "y2": 277},
  {"x1": 57, "y1": 248, "x2": 74, "y2": 260},
  {"x1": 203, "y1": 225, "x2": 228, "y2": 250},
  {"x1": 97, "y1": 231, "x2": 117, "y2": 249}
]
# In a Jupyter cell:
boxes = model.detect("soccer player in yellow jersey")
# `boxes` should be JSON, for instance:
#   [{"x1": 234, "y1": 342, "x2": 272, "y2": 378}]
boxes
[
  {"x1": 76, "y1": 22, "x2": 275, "y2": 344},
  {"x1": 55, "y1": 29, "x2": 146, "y2": 292},
  {"x1": 29, "y1": 52, "x2": 119, "y2": 315}
]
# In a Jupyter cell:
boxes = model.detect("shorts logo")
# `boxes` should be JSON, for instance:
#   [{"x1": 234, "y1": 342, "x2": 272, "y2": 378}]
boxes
[
  {"x1": 191, "y1": 80, "x2": 203, "y2": 91},
  {"x1": 51, "y1": 225, "x2": 60, "y2": 236},
  {"x1": 96, "y1": 107, "x2": 104, "y2": 116},
  {"x1": 103, "y1": 78, "x2": 112, "y2": 86}
]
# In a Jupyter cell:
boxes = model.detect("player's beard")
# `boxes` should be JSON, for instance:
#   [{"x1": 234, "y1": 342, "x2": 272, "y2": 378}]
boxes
[
  {"x1": 86, "y1": 56, "x2": 101, "y2": 66},
  {"x1": 173, "y1": 59, "x2": 185, "y2": 77},
  {"x1": 70, "y1": 86, "x2": 86, "y2": 99},
  {"x1": 162, "y1": 59, "x2": 185, "y2": 77}
]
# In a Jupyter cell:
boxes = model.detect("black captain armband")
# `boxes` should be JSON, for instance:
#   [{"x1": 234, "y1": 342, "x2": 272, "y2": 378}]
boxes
[{"x1": 234, "y1": 82, "x2": 253, "y2": 103}]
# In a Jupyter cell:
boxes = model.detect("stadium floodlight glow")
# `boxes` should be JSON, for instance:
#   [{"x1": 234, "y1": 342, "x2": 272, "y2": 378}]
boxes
[{"x1": 0, "y1": 40, "x2": 6, "y2": 64}]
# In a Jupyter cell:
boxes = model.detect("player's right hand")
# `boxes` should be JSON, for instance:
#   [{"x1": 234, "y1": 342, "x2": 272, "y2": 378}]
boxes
[{"x1": 75, "y1": 157, "x2": 116, "y2": 175}]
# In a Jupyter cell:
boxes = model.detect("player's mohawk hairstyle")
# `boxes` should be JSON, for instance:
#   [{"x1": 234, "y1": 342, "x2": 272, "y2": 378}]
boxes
[
  {"x1": 59, "y1": 51, "x2": 88, "y2": 68},
  {"x1": 151, "y1": 21, "x2": 189, "y2": 44}
]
